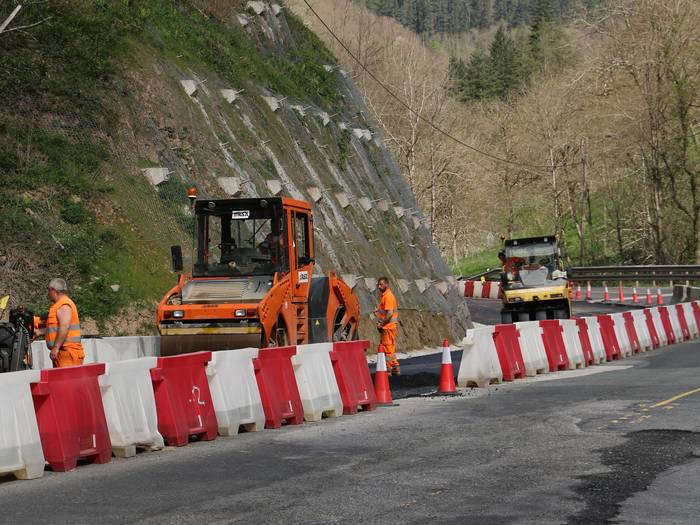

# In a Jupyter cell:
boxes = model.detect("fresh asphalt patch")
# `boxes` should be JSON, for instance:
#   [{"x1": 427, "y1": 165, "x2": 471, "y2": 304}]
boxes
[{"x1": 569, "y1": 429, "x2": 700, "y2": 525}]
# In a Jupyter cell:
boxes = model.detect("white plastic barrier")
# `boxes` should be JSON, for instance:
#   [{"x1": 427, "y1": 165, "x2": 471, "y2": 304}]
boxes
[
  {"x1": 456, "y1": 326, "x2": 503, "y2": 387},
  {"x1": 30, "y1": 341, "x2": 52, "y2": 370},
  {"x1": 665, "y1": 306, "x2": 685, "y2": 343},
  {"x1": 32, "y1": 336, "x2": 161, "y2": 370},
  {"x1": 584, "y1": 317, "x2": 608, "y2": 364},
  {"x1": 206, "y1": 348, "x2": 265, "y2": 436},
  {"x1": 683, "y1": 302, "x2": 699, "y2": 338},
  {"x1": 488, "y1": 282, "x2": 501, "y2": 300},
  {"x1": 514, "y1": 321, "x2": 549, "y2": 376},
  {"x1": 649, "y1": 307, "x2": 669, "y2": 347},
  {"x1": 611, "y1": 313, "x2": 632, "y2": 357},
  {"x1": 559, "y1": 320, "x2": 586, "y2": 369},
  {"x1": 99, "y1": 357, "x2": 163, "y2": 457},
  {"x1": 630, "y1": 310, "x2": 653, "y2": 351},
  {"x1": 0, "y1": 370, "x2": 45, "y2": 479},
  {"x1": 471, "y1": 280, "x2": 483, "y2": 298},
  {"x1": 292, "y1": 343, "x2": 343, "y2": 421}
]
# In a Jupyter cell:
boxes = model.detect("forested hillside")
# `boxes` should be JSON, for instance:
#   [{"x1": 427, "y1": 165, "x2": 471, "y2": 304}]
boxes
[
  {"x1": 291, "y1": 0, "x2": 700, "y2": 269},
  {"x1": 0, "y1": 0, "x2": 470, "y2": 343},
  {"x1": 360, "y1": 0, "x2": 598, "y2": 33}
]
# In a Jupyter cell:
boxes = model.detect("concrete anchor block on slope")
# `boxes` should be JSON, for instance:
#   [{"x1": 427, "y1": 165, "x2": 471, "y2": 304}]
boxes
[
  {"x1": 246, "y1": 1, "x2": 266, "y2": 15},
  {"x1": 359, "y1": 197, "x2": 372, "y2": 211},
  {"x1": 142, "y1": 167, "x2": 170, "y2": 187},
  {"x1": 180, "y1": 79, "x2": 198, "y2": 97},
  {"x1": 396, "y1": 279, "x2": 410, "y2": 293},
  {"x1": 266, "y1": 180, "x2": 283, "y2": 195},
  {"x1": 218, "y1": 177, "x2": 242, "y2": 197},
  {"x1": 335, "y1": 192, "x2": 351, "y2": 208}
]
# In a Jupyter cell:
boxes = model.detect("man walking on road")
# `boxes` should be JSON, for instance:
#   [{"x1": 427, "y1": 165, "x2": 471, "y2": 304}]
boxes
[
  {"x1": 374, "y1": 276, "x2": 400, "y2": 375},
  {"x1": 45, "y1": 278, "x2": 84, "y2": 368}
]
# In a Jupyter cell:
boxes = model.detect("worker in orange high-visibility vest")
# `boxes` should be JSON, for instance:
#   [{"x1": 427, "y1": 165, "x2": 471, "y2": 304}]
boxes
[
  {"x1": 374, "y1": 276, "x2": 400, "y2": 375},
  {"x1": 45, "y1": 278, "x2": 84, "y2": 368}
]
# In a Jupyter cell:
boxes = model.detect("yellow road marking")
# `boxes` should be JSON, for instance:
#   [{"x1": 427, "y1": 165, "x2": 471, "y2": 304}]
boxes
[{"x1": 650, "y1": 387, "x2": 700, "y2": 409}]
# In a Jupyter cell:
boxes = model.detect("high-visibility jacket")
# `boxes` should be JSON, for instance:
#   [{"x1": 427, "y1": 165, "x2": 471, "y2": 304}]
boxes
[
  {"x1": 46, "y1": 295, "x2": 83, "y2": 357},
  {"x1": 377, "y1": 288, "x2": 399, "y2": 330}
]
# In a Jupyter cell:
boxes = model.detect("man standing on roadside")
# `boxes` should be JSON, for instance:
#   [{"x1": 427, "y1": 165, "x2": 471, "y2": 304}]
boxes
[
  {"x1": 374, "y1": 276, "x2": 400, "y2": 375},
  {"x1": 45, "y1": 278, "x2": 84, "y2": 368}
]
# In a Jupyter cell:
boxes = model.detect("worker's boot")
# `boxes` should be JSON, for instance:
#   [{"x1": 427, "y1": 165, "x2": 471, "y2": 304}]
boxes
[{"x1": 390, "y1": 366, "x2": 401, "y2": 376}]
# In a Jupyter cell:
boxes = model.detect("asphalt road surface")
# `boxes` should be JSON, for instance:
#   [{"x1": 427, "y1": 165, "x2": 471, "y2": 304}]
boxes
[{"x1": 3, "y1": 338, "x2": 700, "y2": 524}]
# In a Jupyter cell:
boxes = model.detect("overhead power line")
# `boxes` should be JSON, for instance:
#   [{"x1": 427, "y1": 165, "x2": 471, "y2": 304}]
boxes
[{"x1": 301, "y1": 0, "x2": 579, "y2": 172}]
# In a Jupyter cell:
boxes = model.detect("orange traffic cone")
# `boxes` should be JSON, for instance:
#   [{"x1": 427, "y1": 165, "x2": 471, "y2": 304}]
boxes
[
  {"x1": 374, "y1": 346, "x2": 393, "y2": 405},
  {"x1": 603, "y1": 284, "x2": 610, "y2": 302},
  {"x1": 575, "y1": 284, "x2": 582, "y2": 301},
  {"x1": 437, "y1": 339, "x2": 457, "y2": 394},
  {"x1": 618, "y1": 283, "x2": 625, "y2": 303},
  {"x1": 632, "y1": 287, "x2": 639, "y2": 304},
  {"x1": 657, "y1": 287, "x2": 664, "y2": 305},
  {"x1": 646, "y1": 288, "x2": 653, "y2": 306},
  {"x1": 586, "y1": 282, "x2": 592, "y2": 301}
]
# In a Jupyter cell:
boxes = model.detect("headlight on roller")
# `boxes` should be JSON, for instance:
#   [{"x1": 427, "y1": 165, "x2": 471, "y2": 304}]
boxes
[
  {"x1": 172, "y1": 310, "x2": 185, "y2": 319},
  {"x1": 234, "y1": 309, "x2": 246, "y2": 317}
]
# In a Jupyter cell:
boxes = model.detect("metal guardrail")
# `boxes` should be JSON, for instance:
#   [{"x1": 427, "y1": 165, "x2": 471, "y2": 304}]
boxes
[{"x1": 567, "y1": 265, "x2": 700, "y2": 282}]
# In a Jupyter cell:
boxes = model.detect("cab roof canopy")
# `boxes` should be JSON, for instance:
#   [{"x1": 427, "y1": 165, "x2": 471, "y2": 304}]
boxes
[
  {"x1": 193, "y1": 197, "x2": 311, "y2": 214},
  {"x1": 505, "y1": 235, "x2": 556, "y2": 247}
]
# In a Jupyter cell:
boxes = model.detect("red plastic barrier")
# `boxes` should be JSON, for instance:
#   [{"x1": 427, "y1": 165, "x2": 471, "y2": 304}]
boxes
[
  {"x1": 693, "y1": 302, "x2": 700, "y2": 332},
  {"x1": 622, "y1": 312, "x2": 641, "y2": 354},
  {"x1": 464, "y1": 280, "x2": 475, "y2": 298},
  {"x1": 643, "y1": 309, "x2": 661, "y2": 349},
  {"x1": 150, "y1": 352, "x2": 217, "y2": 446},
  {"x1": 595, "y1": 315, "x2": 621, "y2": 361},
  {"x1": 658, "y1": 307, "x2": 677, "y2": 345},
  {"x1": 675, "y1": 304, "x2": 691, "y2": 341},
  {"x1": 254, "y1": 346, "x2": 304, "y2": 428},
  {"x1": 492, "y1": 324, "x2": 525, "y2": 381},
  {"x1": 31, "y1": 364, "x2": 112, "y2": 472},
  {"x1": 330, "y1": 340, "x2": 377, "y2": 415},
  {"x1": 539, "y1": 320, "x2": 569, "y2": 371},
  {"x1": 575, "y1": 318, "x2": 596, "y2": 365},
  {"x1": 481, "y1": 281, "x2": 491, "y2": 299}
]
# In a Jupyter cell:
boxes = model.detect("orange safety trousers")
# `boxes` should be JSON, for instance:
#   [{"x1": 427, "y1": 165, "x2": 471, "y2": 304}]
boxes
[{"x1": 380, "y1": 327, "x2": 399, "y2": 369}]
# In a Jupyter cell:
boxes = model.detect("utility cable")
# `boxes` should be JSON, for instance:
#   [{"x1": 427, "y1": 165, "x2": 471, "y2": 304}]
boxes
[{"x1": 301, "y1": 0, "x2": 583, "y2": 172}]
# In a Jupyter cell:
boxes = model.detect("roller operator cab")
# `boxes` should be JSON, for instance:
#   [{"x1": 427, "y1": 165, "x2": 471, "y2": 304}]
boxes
[
  {"x1": 499, "y1": 235, "x2": 571, "y2": 324},
  {"x1": 156, "y1": 197, "x2": 361, "y2": 356}
]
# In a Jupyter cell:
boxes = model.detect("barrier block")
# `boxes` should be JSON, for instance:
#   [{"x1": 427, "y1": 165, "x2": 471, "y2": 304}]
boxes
[
  {"x1": 206, "y1": 348, "x2": 265, "y2": 436},
  {"x1": 488, "y1": 282, "x2": 501, "y2": 300},
  {"x1": 610, "y1": 313, "x2": 633, "y2": 357},
  {"x1": 675, "y1": 304, "x2": 692, "y2": 341},
  {"x1": 464, "y1": 280, "x2": 475, "y2": 298},
  {"x1": 539, "y1": 320, "x2": 570, "y2": 371},
  {"x1": 596, "y1": 315, "x2": 622, "y2": 360},
  {"x1": 330, "y1": 340, "x2": 376, "y2": 414},
  {"x1": 559, "y1": 320, "x2": 587, "y2": 369},
  {"x1": 684, "y1": 301, "x2": 700, "y2": 337},
  {"x1": 292, "y1": 343, "x2": 343, "y2": 421},
  {"x1": 492, "y1": 324, "x2": 525, "y2": 381},
  {"x1": 649, "y1": 308, "x2": 669, "y2": 347},
  {"x1": 472, "y1": 281, "x2": 483, "y2": 299},
  {"x1": 457, "y1": 326, "x2": 503, "y2": 387},
  {"x1": 574, "y1": 318, "x2": 596, "y2": 366},
  {"x1": 658, "y1": 307, "x2": 677, "y2": 345},
  {"x1": 515, "y1": 321, "x2": 549, "y2": 376},
  {"x1": 0, "y1": 370, "x2": 45, "y2": 480},
  {"x1": 583, "y1": 317, "x2": 608, "y2": 364},
  {"x1": 481, "y1": 281, "x2": 492, "y2": 299},
  {"x1": 254, "y1": 346, "x2": 304, "y2": 428},
  {"x1": 681, "y1": 302, "x2": 698, "y2": 338},
  {"x1": 667, "y1": 305, "x2": 685, "y2": 342},
  {"x1": 99, "y1": 358, "x2": 163, "y2": 457},
  {"x1": 622, "y1": 312, "x2": 642, "y2": 353},
  {"x1": 31, "y1": 364, "x2": 112, "y2": 472},
  {"x1": 150, "y1": 352, "x2": 217, "y2": 446},
  {"x1": 630, "y1": 310, "x2": 652, "y2": 351},
  {"x1": 642, "y1": 309, "x2": 661, "y2": 349},
  {"x1": 691, "y1": 302, "x2": 700, "y2": 337}
]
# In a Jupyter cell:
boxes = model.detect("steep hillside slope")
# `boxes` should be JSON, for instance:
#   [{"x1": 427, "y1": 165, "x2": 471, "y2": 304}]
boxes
[{"x1": 0, "y1": 1, "x2": 470, "y2": 346}]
